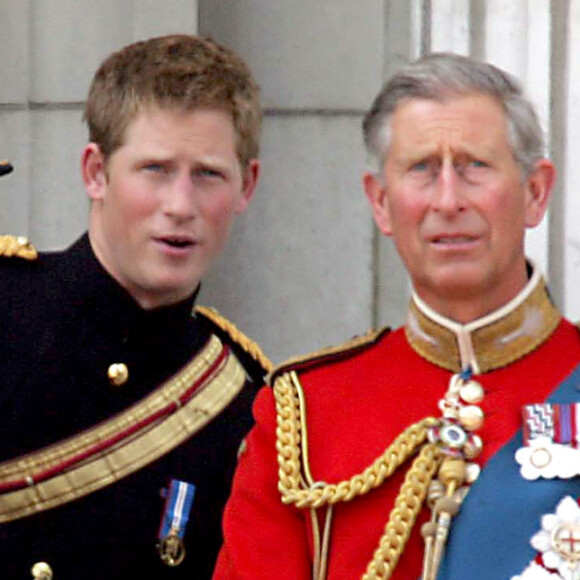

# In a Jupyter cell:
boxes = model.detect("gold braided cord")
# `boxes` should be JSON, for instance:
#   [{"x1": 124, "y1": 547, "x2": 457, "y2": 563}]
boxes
[
  {"x1": 275, "y1": 372, "x2": 305, "y2": 500},
  {"x1": 195, "y1": 305, "x2": 273, "y2": 374},
  {"x1": 362, "y1": 443, "x2": 442, "y2": 580},
  {"x1": 0, "y1": 235, "x2": 37, "y2": 260},
  {"x1": 274, "y1": 371, "x2": 438, "y2": 508},
  {"x1": 274, "y1": 370, "x2": 444, "y2": 580}
]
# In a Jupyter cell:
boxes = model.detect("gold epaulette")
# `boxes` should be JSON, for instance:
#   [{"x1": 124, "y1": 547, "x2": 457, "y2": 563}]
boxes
[
  {"x1": 271, "y1": 326, "x2": 390, "y2": 381},
  {"x1": 0, "y1": 235, "x2": 38, "y2": 260},
  {"x1": 195, "y1": 305, "x2": 273, "y2": 374}
]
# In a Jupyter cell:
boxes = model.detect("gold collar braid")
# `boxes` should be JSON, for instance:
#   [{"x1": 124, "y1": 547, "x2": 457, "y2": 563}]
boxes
[{"x1": 406, "y1": 266, "x2": 560, "y2": 374}]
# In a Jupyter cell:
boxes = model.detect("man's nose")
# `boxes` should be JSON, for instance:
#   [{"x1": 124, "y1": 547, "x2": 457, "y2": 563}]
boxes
[
  {"x1": 431, "y1": 161, "x2": 465, "y2": 215},
  {"x1": 163, "y1": 173, "x2": 198, "y2": 219}
]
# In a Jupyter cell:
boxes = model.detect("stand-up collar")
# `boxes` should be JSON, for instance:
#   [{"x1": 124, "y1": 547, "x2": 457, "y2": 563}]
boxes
[
  {"x1": 405, "y1": 265, "x2": 561, "y2": 374},
  {"x1": 59, "y1": 234, "x2": 199, "y2": 339}
]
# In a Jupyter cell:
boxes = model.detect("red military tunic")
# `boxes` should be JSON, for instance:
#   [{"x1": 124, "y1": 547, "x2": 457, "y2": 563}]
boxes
[{"x1": 214, "y1": 269, "x2": 580, "y2": 580}]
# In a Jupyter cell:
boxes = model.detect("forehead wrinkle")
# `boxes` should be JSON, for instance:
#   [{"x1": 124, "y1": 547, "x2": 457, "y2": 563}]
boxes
[
  {"x1": 392, "y1": 93, "x2": 509, "y2": 149},
  {"x1": 395, "y1": 115, "x2": 505, "y2": 165}
]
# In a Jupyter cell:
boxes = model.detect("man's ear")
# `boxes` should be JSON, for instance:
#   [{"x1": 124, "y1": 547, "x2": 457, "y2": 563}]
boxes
[
  {"x1": 235, "y1": 159, "x2": 261, "y2": 215},
  {"x1": 81, "y1": 143, "x2": 108, "y2": 201},
  {"x1": 363, "y1": 171, "x2": 392, "y2": 236},
  {"x1": 524, "y1": 159, "x2": 556, "y2": 228}
]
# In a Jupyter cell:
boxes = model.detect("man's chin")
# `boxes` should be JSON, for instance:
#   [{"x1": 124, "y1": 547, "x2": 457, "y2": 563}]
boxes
[
  {"x1": 414, "y1": 269, "x2": 494, "y2": 307},
  {"x1": 422, "y1": 266, "x2": 487, "y2": 295},
  {"x1": 129, "y1": 276, "x2": 201, "y2": 309}
]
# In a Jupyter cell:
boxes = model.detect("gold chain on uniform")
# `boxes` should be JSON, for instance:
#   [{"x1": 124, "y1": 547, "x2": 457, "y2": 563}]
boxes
[{"x1": 274, "y1": 370, "x2": 443, "y2": 579}]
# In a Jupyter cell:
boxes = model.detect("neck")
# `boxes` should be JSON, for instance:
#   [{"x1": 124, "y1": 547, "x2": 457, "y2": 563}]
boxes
[
  {"x1": 414, "y1": 263, "x2": 530, "y2": 324},
  {"x1": 416, "y1": 292, "x2": 522, "y2": 325},
  {"x1": 87, "y1": 229, "x2": 194, "y2": 311}
]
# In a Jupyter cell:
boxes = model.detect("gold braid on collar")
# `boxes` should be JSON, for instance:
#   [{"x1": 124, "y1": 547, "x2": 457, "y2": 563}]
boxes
[
  {"x1": 406, "y1": 271, "x2": 560, "y2": 374},
  {"x1": 0, "y1": 235, "x2": 37, "y2": 260}
]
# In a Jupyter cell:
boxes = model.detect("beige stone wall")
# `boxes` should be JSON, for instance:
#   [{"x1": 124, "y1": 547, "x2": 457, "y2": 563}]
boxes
[{"x1": 1, "y1": 0, "x2": 577, "y2": 364}]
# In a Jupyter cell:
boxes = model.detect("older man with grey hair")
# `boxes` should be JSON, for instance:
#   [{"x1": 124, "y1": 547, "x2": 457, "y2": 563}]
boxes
[{"x1": 214, "y1": 52, "x2": 580, "y2": 580}]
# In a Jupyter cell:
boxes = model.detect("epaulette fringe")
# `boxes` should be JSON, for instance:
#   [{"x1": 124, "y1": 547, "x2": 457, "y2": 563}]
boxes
[
  {"x1": 271, "y1": 326, "x2": 389, "y2": 381},
  {"x1": 0, "y1": 235, "x2": 37, "y2": 260},
  {"x1": 195, "y1": 306, "x2": 273, "y2": 374}
]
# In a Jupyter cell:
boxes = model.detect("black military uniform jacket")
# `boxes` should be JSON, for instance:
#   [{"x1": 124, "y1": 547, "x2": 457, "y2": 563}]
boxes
[{"x1": 0, "y1": 234, "x2": 268, "y2": 579}]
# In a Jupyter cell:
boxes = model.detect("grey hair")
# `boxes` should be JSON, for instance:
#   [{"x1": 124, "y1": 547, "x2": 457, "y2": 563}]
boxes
[{"x1": 362, "y1": 52, "x2": 545, "y2": 177}]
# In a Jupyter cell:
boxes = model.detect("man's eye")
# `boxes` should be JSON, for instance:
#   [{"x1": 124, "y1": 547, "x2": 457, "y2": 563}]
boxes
[
  {"x1": 144, "y1": 163, "x2": 166, "y2": 173},
  {"x1": 409, "y1": 159, "x2": 439, "y2": 174},
  {"x1": 469, "y1": 159, "x2": 488, "y2": 168},
  {"x1": 196, "y1": 167, "x2": 223, "y2": 179},
  {"x1": 410, "y1": 161, "x2": 429, "y2": 171}
]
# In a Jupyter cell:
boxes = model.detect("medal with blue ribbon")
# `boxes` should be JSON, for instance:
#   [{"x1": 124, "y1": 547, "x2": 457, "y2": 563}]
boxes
[{"x1": 157, "y1": 479, "x2": 196, "y2": 567}]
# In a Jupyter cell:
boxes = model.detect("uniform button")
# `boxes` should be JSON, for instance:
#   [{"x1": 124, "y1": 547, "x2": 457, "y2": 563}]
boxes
[
  {"x1": 458, "y1": 405, "x2": 484, "y2": 431},
  {"x1": 31, "y1": 562, "x2": 53, "y2": 579},
  {"x1": 465, "y1": 462, "x2": 481, "y2": 484},
  {"x1": 459, "y1": 379, "x2": 484, "y2": 404},
  {"x1": 108, "y1": 363, "x2": 129, "y2": 386}
]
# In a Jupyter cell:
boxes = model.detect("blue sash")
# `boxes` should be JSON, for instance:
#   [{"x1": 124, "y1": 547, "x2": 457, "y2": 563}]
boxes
[{"x1": 439, "y1": 362, "x2": 580, "y2": 579}]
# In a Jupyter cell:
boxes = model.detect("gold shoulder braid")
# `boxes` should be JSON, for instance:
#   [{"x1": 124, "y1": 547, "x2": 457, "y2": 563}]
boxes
[
  {"x1": 0, "y1": 235, "x2": 38, "y2": 260},
  {"x1": 194, "y1": 305, "x2": 273, "y2": 374},
  {"x1": 273, "y1": 328, "x2": 387, "y2": 380},
  {"x1": 274, "y1": 369, "x2": 481, "y2": 580}
]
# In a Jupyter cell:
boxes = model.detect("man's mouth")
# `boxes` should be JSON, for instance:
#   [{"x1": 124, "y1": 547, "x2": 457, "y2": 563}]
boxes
[
  {"x1": 157, "y1": 236, "x2": 196, "y2": 249},
  {"x1": 433, "y1": 235, "x2": 477, "y2": 244}
]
